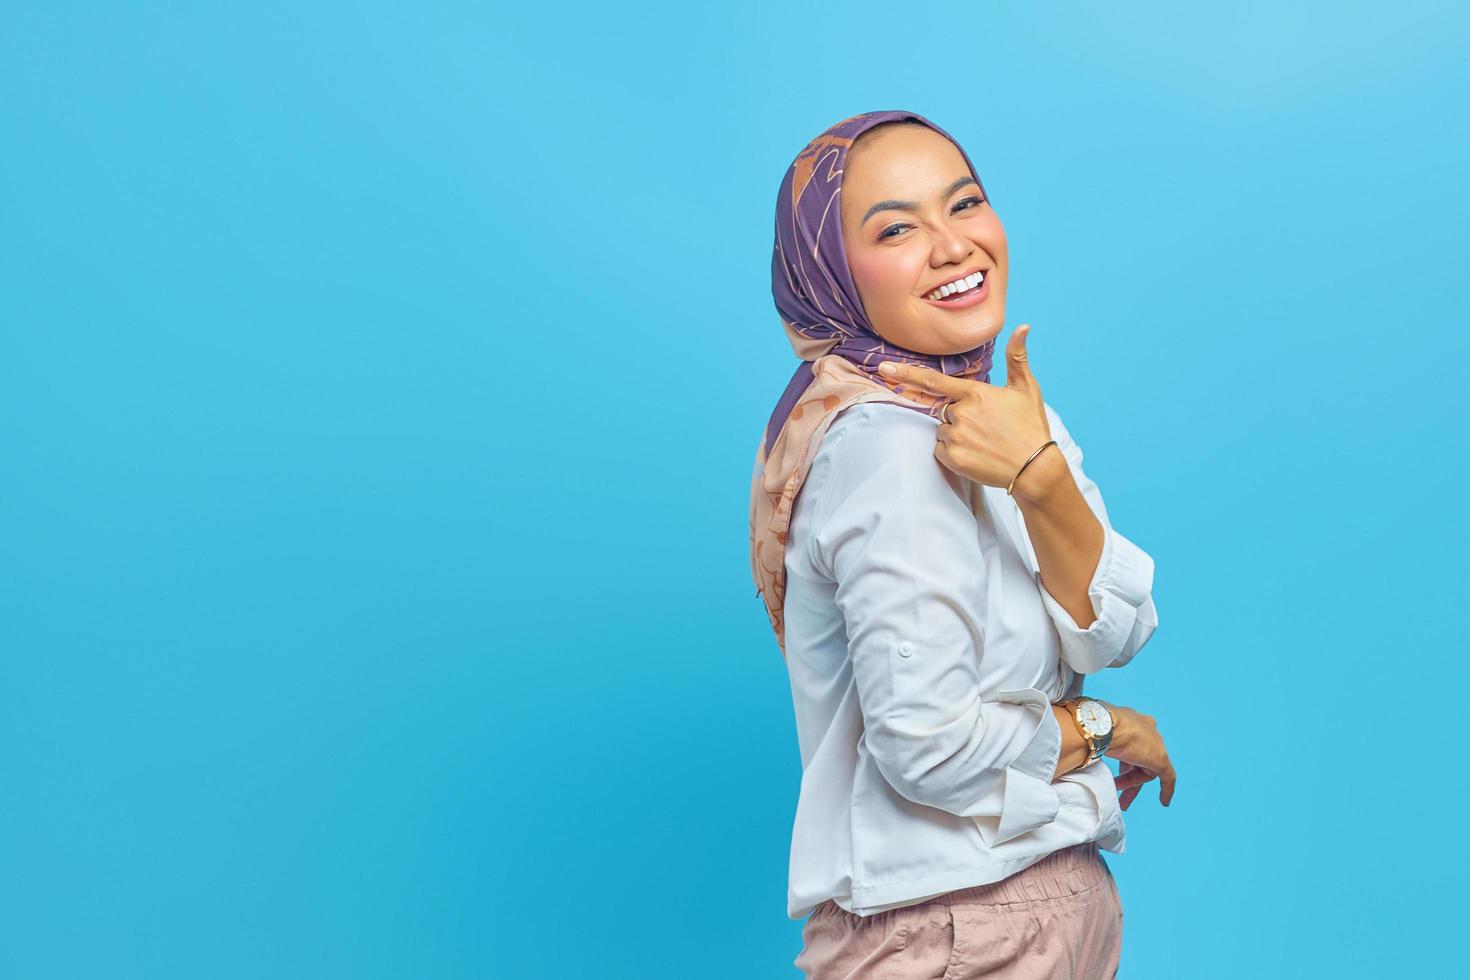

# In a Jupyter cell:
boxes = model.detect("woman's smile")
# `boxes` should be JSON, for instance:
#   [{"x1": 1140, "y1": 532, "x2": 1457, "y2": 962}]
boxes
[{"x1": 920, "y1": 268, "x2": 991, "y2": 310}]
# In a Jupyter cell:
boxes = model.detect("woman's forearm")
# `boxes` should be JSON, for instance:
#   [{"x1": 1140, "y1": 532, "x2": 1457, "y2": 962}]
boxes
[{"x1": 1011, "y1": 445, "x2": 1105, "y2": 630}]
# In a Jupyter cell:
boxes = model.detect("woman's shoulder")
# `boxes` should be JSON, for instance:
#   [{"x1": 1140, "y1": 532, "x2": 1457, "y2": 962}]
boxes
[
  {"x1": 794, "y1": 399, "x2": 973, "y2": 577},
  {"x1": 822, "y1": 397, "x2": 1074, "y2": 466},
  {"x1": 822, "y1": 399, "x2": 938, "y2": 456},
  {"x1": 812, "y1": 399, "x2": 950, "y2": 494}
]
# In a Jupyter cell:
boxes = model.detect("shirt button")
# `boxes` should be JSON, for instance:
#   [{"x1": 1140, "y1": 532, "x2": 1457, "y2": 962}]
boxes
[{"x1": 898, "y1": 641, "x2": 914, "y2": 657}]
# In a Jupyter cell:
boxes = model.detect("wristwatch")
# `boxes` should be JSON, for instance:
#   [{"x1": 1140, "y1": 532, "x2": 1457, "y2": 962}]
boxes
[{"x1": 1059, "y1": 697, "x2": 1114, "y2": 764}]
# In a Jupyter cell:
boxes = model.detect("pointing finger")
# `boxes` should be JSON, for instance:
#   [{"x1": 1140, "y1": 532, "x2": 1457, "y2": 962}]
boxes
[{"x1": 877, "y1": 360, "x2": 971, "y2": 399}]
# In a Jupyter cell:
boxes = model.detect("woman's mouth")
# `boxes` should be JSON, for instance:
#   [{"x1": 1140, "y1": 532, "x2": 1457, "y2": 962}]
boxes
[{"x1": 921, "y1": 269, "x2": 990, "y2": 310}]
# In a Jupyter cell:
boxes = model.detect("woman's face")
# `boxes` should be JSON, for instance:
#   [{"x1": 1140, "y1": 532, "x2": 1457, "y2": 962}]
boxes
[{"x1": 840, "y1": 124, "x2": 1009, "y2": 356}]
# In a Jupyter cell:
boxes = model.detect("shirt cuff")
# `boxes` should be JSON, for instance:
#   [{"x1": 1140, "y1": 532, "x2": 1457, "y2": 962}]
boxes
[
  {"x1": 1036, "y1": 526, "x2": 1156, "y2": 674},
  {"x1": 970, "y1": 687, "x2": 1063, "y2": 848}
]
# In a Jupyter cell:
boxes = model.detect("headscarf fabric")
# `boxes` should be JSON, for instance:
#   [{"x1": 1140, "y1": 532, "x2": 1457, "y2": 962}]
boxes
[{"x1": 749, "y1": 110, "x2": 998, "y2": 657}]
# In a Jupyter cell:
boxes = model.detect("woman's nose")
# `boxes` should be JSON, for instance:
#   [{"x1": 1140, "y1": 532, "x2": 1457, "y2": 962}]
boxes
[{"x1": 932, "y1": 225, "x2": 971, "y2": 264}]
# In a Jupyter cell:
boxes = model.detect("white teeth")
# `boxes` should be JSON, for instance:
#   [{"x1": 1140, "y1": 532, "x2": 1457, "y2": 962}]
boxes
[{"x1": 927, "y1": 271, "x2": 985, "y2": 301}]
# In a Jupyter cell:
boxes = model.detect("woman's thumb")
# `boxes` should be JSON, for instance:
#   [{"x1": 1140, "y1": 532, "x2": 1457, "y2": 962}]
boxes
[{"x1": 1006, "y1": 324, "x2": 1035, "y2": 388}]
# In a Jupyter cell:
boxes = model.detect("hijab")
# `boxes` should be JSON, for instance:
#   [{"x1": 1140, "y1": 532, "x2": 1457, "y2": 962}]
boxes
[{"x1": 749, "y1": 110, "x2": 998, "y2": 657}]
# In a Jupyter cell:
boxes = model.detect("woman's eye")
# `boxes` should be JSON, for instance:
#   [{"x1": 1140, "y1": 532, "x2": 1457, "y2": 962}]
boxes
[{"x1": 876, "y1": 197, "x2": 987, "y2": 240}]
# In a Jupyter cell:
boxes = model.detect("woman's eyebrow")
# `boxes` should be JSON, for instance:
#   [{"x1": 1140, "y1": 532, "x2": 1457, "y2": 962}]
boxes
[{"x1": 859, "y1": 176, "x2": 979, "y2": 226}]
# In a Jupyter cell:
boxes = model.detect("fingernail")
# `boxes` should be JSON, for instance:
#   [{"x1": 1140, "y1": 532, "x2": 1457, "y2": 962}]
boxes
[{"x1": 878, "y1": 362, "x2": 895, "y2": 375}]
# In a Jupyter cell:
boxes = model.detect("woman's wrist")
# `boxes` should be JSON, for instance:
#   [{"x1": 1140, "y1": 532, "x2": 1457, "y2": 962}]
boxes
[
  {"x1": 1009, "y1": 443, "x2": 1071, "y2": 510},
  {"x1": 1051, "y1": 703, "x2": 1094, "y2": 778}
]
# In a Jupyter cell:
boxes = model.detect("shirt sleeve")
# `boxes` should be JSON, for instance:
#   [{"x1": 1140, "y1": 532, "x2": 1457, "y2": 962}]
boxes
[
  {"x1": 807, "y1": 405, "x2": 1064, "y2": 848},
  {"x1": 1026, "y1": 402, "x2": 1160, "y2": 673}
]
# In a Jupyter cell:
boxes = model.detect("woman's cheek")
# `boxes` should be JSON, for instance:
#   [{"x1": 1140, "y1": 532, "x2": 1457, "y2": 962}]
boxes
[{"x1": 849, "y1": 250, "x2": 920, "y2": 318}]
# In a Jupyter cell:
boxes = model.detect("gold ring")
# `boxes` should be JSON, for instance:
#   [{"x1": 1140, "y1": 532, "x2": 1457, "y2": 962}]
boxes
[{"x1": 940, "y1": 402, "x2": 953, "y2": 425}]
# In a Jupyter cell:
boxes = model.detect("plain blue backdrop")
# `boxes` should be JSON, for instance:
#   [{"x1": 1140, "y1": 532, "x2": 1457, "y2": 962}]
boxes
[{"x1": 3, "y1": 1, "x2": 1467, "y2": 976}]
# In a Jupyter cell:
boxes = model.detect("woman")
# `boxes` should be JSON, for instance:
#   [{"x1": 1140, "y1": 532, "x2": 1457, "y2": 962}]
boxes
[{"x1": 749, "y1": 110, "x2": 1176, "y2": 979}]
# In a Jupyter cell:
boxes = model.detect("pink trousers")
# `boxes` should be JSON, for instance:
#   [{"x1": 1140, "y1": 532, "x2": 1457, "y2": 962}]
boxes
[{"x1": 794, "y1": 843, "x2": 1122, "y2": 979}]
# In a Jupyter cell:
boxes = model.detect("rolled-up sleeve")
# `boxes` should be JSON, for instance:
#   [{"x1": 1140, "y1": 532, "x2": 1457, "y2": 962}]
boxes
[
  {"x1": 808, "y1": 407, "x2": 1064, "y2": 847},
  {"x1": 1030, "y1": 403, "x2": 1160, "y2": 673}
]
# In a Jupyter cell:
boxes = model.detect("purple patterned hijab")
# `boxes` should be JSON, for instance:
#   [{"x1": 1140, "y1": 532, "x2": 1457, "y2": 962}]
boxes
[{"x1": 763, "y1": 109, "x2": 997, "y2": 458}]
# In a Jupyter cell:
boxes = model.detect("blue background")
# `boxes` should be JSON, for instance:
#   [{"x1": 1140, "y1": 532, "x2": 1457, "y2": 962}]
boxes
[{"x1": 3, "y1": 1, "x2": 1466, "y2": 976}]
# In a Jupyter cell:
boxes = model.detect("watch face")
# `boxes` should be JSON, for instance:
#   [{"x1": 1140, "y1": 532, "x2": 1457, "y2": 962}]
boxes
[{"x1": 1077, "y1": 700, "x2": 1112, "y2": 737}]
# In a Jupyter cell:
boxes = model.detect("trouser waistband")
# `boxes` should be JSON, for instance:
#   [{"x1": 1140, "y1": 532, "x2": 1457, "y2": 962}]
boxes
[{"x1": 925, "y1": 842, "x2": 1109, "y2": 907}]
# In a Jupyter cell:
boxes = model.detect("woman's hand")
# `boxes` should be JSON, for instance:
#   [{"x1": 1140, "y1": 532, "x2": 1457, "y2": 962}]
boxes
[
  {"x1": 877, "y1": 323, "x2": 1056, "y2": 493},
  {"x1": 1102, "y1": 703, "x2": 1177, "y2": 811}
]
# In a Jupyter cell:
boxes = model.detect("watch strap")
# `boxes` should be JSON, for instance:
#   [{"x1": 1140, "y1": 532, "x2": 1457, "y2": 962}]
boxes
[{"x1": 1058, "y1": 698, "x2": 1095, "y2": 765}]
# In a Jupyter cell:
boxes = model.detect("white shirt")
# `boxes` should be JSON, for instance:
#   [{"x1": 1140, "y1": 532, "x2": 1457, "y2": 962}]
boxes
[{"x1": 777, "y1": 400, "x2": 1159, "y2": 919}]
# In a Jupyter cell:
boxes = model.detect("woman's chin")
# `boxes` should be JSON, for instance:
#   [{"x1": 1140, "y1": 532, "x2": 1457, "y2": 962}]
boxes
[
  {"x1": 928, "y1": 316, "x2": 1003, "y2": 355},
  {"x1": 872, "y1": 308, "x2": 1003, "y2": 356}
]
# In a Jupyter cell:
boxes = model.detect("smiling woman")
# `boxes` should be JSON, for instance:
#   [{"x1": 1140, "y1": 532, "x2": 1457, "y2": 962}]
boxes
[
  {"x1": 750, "y1": 110, "x2": 1172, "y2": 980},
  {"x1": 839, "y1": 121, "x2": 1009, "y2": 353}
]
